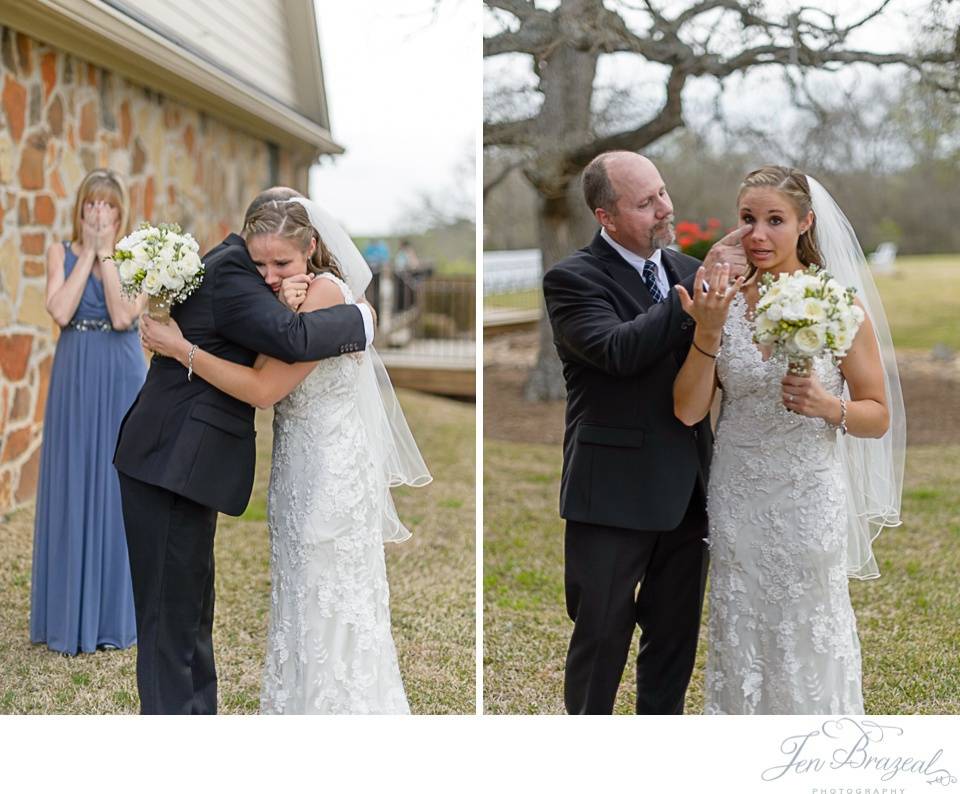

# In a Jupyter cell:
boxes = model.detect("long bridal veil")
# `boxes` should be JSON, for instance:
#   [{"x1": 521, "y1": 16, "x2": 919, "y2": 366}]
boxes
[
  {"x1": 808, "y1": 177, "x2": 905, "y2": 579},
  {"x1": 289, "y1": 196, "x2": 432, "y2": 543}
]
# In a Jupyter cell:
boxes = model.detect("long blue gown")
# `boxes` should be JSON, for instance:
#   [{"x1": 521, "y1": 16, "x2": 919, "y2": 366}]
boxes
[{"x1": 30, "y1": 242, "x2": 145, "y2": 654}]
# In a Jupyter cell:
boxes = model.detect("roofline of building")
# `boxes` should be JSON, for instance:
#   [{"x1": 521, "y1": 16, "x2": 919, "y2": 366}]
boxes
[{"x1": 1, "y1": 0, "x2": 345, "y2": 155}]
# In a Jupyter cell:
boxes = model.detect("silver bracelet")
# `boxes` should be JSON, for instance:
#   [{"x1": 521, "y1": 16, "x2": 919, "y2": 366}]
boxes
[
  {"x1": 187, "y1": 344, "x2": 198, "y2": 381},
  {"x1": 838, "y1": 397, "x2": 848, "y2": 435}
]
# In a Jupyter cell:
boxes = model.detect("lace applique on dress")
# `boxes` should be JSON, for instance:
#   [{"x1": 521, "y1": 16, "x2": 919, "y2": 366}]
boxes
[
  {"x1": 704, "y1": 294, "x2": 863, "y2": 715},
  {"x1": 260, "y1": 273, "x2": 409, "y2": 714}
]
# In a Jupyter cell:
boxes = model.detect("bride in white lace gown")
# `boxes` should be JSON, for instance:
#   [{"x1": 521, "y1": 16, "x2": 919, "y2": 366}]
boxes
[
  {"x1": 141, "y1": 196, "x2": 429, "y2": 714},
  {"x1": 261, "y1": 270, "x2": 410, "y2": 714},
  {"x1": 673, "y1": 166, "x2": 903, "y2": 715}
]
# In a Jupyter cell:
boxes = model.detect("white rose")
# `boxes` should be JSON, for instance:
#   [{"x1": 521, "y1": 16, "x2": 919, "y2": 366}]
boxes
[
  {"x1": 782, "y1": 301, "x2": 805, "y2": 322},
  {"x1": 159, "y1": 237, "x2": 178, "y2": 263},
  {"x1": 832, "y1": 326, "x2": 851, "y2": 353},
  {"x1": 159, "y1": 263, "x2": 185, "y2": 292},
  {"x1": 754, "y1": 312, "x2": 777, "y2": 339},
  {"x1": 179, "y1": 251, "x2": 202, "y2": 279},
  {"x1": 802, "y1": 298, "x2": 825, "y2": 321},
  {"x1": 131, "y1": 242, "x2": 152, "y2": 267},
  {"x1": 794, "y1": 325, "x2": 825, "y2": 355},
  {"x1": 766, "y1": 304, "x2": 783, "y2": 322},
  {"x1": 142, "y1": 270, "x2": 162, "y2": 296},
  {"x1": 118, "y1": 259, "x2": 138, "y2": 284}
]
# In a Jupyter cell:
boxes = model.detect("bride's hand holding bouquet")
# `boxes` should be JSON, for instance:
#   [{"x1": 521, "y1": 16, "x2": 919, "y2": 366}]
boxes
[{"x1": 752, "y1": 266, "x2": 865, "y2": 419}]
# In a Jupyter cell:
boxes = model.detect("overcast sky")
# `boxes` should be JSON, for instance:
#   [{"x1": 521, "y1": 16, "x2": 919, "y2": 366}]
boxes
[{"x1": 310, "y1": 0, "x2": 477, "y2": 237}]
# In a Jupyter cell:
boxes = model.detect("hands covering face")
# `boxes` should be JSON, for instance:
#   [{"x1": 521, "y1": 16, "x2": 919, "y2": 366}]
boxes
[{"x1": 83, "y1": 200, "x2": 120, "y2": 258}]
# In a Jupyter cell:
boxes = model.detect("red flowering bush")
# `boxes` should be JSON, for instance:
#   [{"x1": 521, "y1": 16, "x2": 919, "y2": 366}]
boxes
[{"x1": 675, "y1": 218, "x2": 723, "y2": 261}]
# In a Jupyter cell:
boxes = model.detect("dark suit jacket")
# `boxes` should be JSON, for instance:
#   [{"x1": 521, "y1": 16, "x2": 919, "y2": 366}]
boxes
[
  {"x1": 114, "y1": 233, "x2": 366, "y2": 516},
  {"x1": 543, "y1": 231, "x2": 712, "y2": 532}
]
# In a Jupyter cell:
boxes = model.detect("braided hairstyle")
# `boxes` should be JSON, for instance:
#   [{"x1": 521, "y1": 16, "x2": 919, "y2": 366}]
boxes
[{"x1": 241, "y1": 199, "x2": 344, "y2": 281}]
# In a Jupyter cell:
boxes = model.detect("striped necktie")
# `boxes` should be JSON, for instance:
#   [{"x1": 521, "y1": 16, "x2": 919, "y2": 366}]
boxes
[{"x1": 642, "y1": 260, "x2": 665, "y2": 303}]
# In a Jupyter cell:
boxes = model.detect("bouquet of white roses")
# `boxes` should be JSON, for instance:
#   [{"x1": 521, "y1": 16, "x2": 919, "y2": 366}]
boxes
[
  {"x1": 114, "y1": 222, "x2": 203, "y2": 322},
  {"x1": 752, "y1": 265, "x2": 865, "y2": 377}
]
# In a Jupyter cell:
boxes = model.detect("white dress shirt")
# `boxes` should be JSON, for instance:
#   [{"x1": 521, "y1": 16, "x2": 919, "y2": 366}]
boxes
[
  {"x1": 356, "y1": 303, "x2": 375, "y2": 347},
  {"x1": 600, "y1": 227, "x2": 669, "y2": 298}
]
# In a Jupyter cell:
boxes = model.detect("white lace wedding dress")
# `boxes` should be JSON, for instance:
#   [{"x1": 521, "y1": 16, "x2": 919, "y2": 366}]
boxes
[
  {"x1": 259, "y1": 273, "x2": 409, "y2": 715},
  {"x1": 704, "y1": 293, "x2": 864, "y2": 715}
]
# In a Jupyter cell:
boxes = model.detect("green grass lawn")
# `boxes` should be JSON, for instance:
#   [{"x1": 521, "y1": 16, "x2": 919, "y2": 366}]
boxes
[
  {"x1": 483, "y1": 441, "x2": 960, "y2": 714},
  {"x1": 0, "y1": 390, "x2": 475, "y2": 715},
  {"x1": 873, "y1": 254, "x2": 960, "y2": 350},
  {"x1": 483, "y1": 251, "x2": 960, "y2": 714},
  {"x1": 483, "y1": 289, "x2": 540, "y2": 312}
]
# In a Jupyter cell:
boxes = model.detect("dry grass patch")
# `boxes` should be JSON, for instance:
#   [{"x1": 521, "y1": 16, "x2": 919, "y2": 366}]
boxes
[
  {"x1": 483, "y1": 440, "x2": 960, "y2": 715},
  {"x1": 1, "y1": 390, "x2": 475, "y2": 715}
]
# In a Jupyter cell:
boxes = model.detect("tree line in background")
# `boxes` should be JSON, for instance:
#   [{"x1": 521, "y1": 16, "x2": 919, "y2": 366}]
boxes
[{"x1": 484, "y1": 0, "x2": 960, "y2": 399}]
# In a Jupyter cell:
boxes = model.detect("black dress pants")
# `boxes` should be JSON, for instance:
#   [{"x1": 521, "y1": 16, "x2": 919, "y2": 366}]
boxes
[
  {"x1": 563, "y1": 492, "x2": 708, "y2": 715},
  {"x1": 118, "y1": 473, "x2": 218, "y2": 714}
]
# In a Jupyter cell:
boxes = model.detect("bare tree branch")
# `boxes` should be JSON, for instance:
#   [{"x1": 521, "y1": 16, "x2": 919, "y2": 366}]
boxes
[
  {"x1": 484, "y1": 117, "x2": 539, "y2": 146},
  {"x1": 482, "y1": 0, "x2": 960, "y2": 400},
  {"x1": 483, "y1": 159, "x2": 525, "y2": 198},
  {"x1": 673, "y1": 0, "x2": 771, "y2": 31},
  {"x1": 484, "y1": 28, "x2": 546, "y2": 57},
  {"x1": 566, "y1": 68, "x2": 687, "y2": 170},
  {"x1": 485, "y1": 0, "x2": 537, "y2": 20}
]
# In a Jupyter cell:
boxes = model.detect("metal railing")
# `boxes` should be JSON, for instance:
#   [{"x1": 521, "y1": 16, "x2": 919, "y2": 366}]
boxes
[{"x1": 367, "y1": 265, "x2": 475, "y2": 362}]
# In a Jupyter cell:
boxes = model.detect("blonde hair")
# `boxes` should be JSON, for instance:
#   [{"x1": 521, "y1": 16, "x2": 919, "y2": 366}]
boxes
[
  {"x1": 71, "y1": 169, "x2": 130, "y2": 247},
  {"x1": 241, "y1": 200, "x2": 343, "y2": 280},
  {"x1": 737, "y1": 165, "x2": 822, "y2": 268}
]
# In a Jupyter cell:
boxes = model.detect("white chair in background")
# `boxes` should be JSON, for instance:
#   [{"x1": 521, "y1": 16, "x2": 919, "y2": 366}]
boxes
[{"x1": 870, "y1": 242, "x2": 898, "y2": 275}]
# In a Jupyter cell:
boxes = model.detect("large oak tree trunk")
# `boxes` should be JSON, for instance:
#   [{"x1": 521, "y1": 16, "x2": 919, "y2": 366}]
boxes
[
  {"x1": 524, "y1": 186, "x2": 597, "y2": 401},
  {"x1": 522, "y1": 2, "x2": 598, "y2": 401}
]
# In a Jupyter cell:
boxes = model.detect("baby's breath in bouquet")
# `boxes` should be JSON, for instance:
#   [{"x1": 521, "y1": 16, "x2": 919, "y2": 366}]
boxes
[
  {"x1": 114, "y1": 223, "x2": 203, "y2": 323},
  {"x1": 752, "y1": 265, "x2": 865, "y2": 377}
]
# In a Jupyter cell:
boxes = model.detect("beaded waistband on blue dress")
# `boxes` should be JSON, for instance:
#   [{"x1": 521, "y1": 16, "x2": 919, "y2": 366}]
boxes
[{"x1": 67, "y1": 318, "x2": 139, "y2": 333}]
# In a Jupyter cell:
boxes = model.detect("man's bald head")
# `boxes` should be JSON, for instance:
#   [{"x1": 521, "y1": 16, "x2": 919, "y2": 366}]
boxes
[
  {"x1": 582, "y1": 151, "x2": 657, "y2": 214},
  {"x1": 582, "y1": 151, "x2": 675, "y2": 258}
]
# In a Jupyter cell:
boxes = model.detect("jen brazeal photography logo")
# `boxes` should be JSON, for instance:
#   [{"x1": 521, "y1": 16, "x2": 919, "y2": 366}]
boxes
[{"x1": 761, "y1": 719, "x2": 957, "y2": 788}]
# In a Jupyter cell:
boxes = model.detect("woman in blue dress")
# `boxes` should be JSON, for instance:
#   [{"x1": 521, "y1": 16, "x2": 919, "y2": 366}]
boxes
[{"x1": 30, "y1": 169, "x2": 147, "y2": 655}]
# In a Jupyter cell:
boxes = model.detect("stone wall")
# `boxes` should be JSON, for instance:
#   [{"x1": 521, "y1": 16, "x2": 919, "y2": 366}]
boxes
[{"x1": 0, "y1": 26, "x2": 313, "y2": 513}]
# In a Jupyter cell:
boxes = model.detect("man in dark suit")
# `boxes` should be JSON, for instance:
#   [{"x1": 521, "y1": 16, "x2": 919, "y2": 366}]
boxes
[
  {"x1": 542, "y1": 151, "x2": 748, "y2": 714},
  {"x1": 114, "y1": 187, "x2": 374, "y2": 714}
]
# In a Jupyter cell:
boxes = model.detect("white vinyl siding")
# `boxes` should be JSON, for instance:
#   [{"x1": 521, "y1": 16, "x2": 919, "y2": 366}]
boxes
[{"x1": 119, "y1": 0, "x2": 301, "y2": 111}]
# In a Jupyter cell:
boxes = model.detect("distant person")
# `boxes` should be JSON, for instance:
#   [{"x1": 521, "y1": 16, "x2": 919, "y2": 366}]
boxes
[
  {"x1": 31, "y1": 169, "x2": 146, "y2": 656},
  {"x1": 393, "y1": 240, "x2": 420, "y2": 272},
  {"x1": 393, "y1": 240, "x2": 420, "y2": 311},
  {"x1": 363, "y1": 239, "x2": 391, "y2": 272}
]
